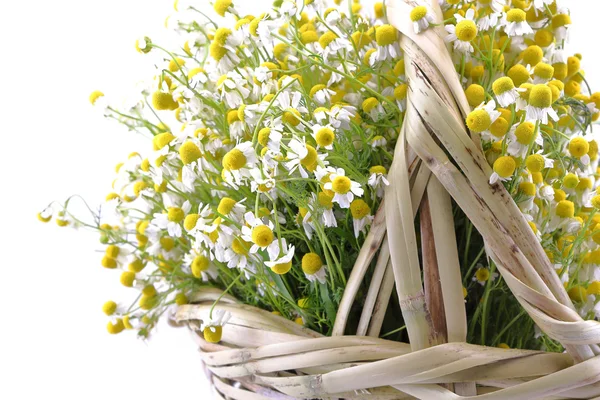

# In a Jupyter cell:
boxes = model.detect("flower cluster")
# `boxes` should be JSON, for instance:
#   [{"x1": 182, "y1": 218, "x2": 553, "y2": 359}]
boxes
[{"x1": 40, "y1": 0, "x2": 600, "y2": 350}]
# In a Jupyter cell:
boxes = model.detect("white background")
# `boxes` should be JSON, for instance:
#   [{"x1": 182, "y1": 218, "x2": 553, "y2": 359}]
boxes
[{"x1": 0, "y1": 1, "x2": 599, "y2": 399}]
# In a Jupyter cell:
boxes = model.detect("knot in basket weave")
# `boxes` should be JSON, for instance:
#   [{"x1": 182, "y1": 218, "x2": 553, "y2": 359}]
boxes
[{"x1": 176, "y1": 1, "x2": 600, "y2": 398}]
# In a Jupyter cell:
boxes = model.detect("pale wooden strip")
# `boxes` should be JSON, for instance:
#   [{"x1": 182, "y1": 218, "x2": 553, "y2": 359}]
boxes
[{"x1": 367, "y1": 260, "x2": 395, "y2": 338}]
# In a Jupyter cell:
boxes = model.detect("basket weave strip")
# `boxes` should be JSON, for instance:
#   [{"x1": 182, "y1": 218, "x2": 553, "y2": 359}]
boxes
[{"x1": 176, "y1": 0, "x2": 600, "y2": 398}]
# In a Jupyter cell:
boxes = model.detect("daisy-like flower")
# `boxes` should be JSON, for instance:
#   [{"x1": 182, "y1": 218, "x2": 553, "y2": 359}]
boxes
[
  {"x1": 150, "y1": 199, "x2": 192, "y2": 238},
  {"x1": 533, "y1": 0, "x2": 554, "y2": 11},
  {"x1": 472, "y1": 266, "x2": 499, "y2": 286},
  {"x1": 492, "y1": 77, "x2": 524, "y2": 107},
  {"x1": 568, "y1": 136, "x2": 591, "y2": 166},
  {"x1": 371, "y1": 24, "x2": 400, "y2": 65},
  {"x1": 265, "y1": 238, "x2": 295, "y2": 275},
  {"x1": 278, "y1": 91, "x2": 308, "y2": 128},
  {"x1": 368, "y1": 165, "x2": 390, "y2": 198},
  {"x1": 222, "y1": 141, "x2": 258, "y2": 187},
  {"x1": 409, "y1": 6, "x2": 435, "y2": 34},
  {"x1": 324, "y1": 168, "x2": 364, "y2": 208},
  {"x1": 184, "y1": 250, "x2": 218, "y2": 282},
  {"x1": 302, "y1": 252, "x2": 327, "y2": 284},
  {"x1": 285, "y1": 136, "x2": 321, "y2": 178},
  {"x1": 241, "y1": 211, "x2": 277, "y2": 254},
  {"x1": 318, "y1": 30, "x2": 351, "y2": 61},
  {"x1": 362, "y1": 97, "x2": 386, "y2": 121},
  {"x1": 350, "y1": 199, "x2": 373, "y2": 238},
  {"x1": 490, "y1": 156, "x2": 516, "y2": 185},
  {"x1": 547, "y1": 200, "x2": 576, "y2": 232},
  {"x1": 507, "y1": 121, "x2": 543, "y2": 158},
  {"x1": 328, "y1": 104, "x2": 356, "y2": 130},
  {"x1": 465, "y1": 100, "x2": 502, "y2": 141},
  {"x1": 311, "y1": 124, "x2": 336, "y2": 150},
  {"x1": 210, "y1": 28, "x2": 243, "y2": 73},
  {"x1": 445, "y1": 9, "x2": 478, "y2": 55},
  {"x1": 503, "y1": 9, "x2": 533, "y2": 37},
  {"x1": 309, "y1": 84, "x2": 334, "y2": 105},
  {"x1": 526, "y1": 84, "x2": 558, "y2": 124},
  {"x1": 370, "y1": 135, "x2": 388, "y2": 148},
  {"x1": 200, "y1": 309, "x2": 232, "y2": 343}
]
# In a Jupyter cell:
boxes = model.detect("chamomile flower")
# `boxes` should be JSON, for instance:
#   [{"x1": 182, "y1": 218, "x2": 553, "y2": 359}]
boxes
[
  {"x1": 285, "y1": 136, "x2": 320, "y2": 178},
  {"x1": 507, "y1": 121, "x2": 543, "y2": 158},
  {"x1": 409, "y1": 6, "x2": 435, "y2": 34},
  {"x1": 490, "y1": 156, "x2": 517, "y2": 185},
  {"x1": 526, "y1": 84, "x2": 558, "y2": 124},
  {"x1": 568, "y1": 136, "x2": 591, "y2": 166},
  {"x1": 311, "y1": 124, "x2": 336, "y2": 150},
  {"x1": 200, "y1": 309, "x2": 232, "y2": 343},
  {"x1": 492, "y1": 77, "x2": 524, "y2": 107},
  {"x1": 503, "y1": 9, "x2": 533, "y2": 37},
  {"x1": 218, "y1": 71, "x2": 250, "y2": 108},
  {"x1": 302, "y1": 252, "x2": 327, "y2": 284},
  {"x1": 473, "y1": 266, "x2": 499, "y2": 286},
  {"x1": 466, "y1": 100, "x2": 501, "y2": 140},
  {"x1": 265, "y1": 239, "x2": 295, "y2": 275},
  {"x1": 222, "y1": 141, "x2": 258, "y2": 187},
  {"x1": 151, "y1": 200, "x2": 192, "y2": 238},
  {"x1": 445, "y1": 9, "x2": 478, "y2": 55},
  {"x1": 184, "y1": 250, "x2": 218, "y2": 281},
  {"x1": 371, "y1": 24, "x2": 400, "y2": 64},
  {"x1": 368, "y1": 165, "x2": 390, "y2": 198},
  {"x1": 324, "y1": 168, "x2": 364, "y2": 208},
  {"x1": 241, "y1": 211, "x2": 277, "y2": 253},
  {"x1": 350, "y1": 199, "x2": 373, "y2": 238}
]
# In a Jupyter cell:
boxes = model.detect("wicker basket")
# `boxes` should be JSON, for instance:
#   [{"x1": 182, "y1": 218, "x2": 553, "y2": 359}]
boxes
[{"x1": 175, "y1": 0, "x2": 600, "y2": 398}]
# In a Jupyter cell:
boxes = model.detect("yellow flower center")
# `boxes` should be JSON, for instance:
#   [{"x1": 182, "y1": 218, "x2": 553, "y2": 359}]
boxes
[
  {"x1": 101, "y1": 256, "x2": 117, "y2": 269},
  {"x1": 475, "y1": 267, "x2": 490, "y2": 282},
  {"x1": 506, "y1": 9, "x2": 526, "y2": 23},
  {"x1": 552, "y1": 13, "x2": 571, "y2": 29},
  {"x1": 519, "y1": 182, "x2": 536, "y2": 197},
  {"x1": 213, "y1": 0, "x2": 232, "y2": 16},
  {"x1": 375, "y1": 24, "x2": 397, "y2": 46},
  {"x1": 222, "y1": 149, "x2": 247, "y2": 170},
  {"x1": 568, "y1": 285, "x2": 587, "y2": 303},
  {"x1": 350, "y1": 199, "x2": 371, "y2": 219},
  {"x1": 318, "y1": 192, "x2": 334, "y2": 209},
  {"x1": 282, "y1": 108, "x2": 301, "y2": 126},
  {"x1": 492, "y1": 77, "x2": 515, "y2": 95},
  {"x1": 107, "y1": 319, "x2": 125, "y2": 335},
  {"x1": 490, "y1": 117, "x2": 509, "y2": 138},
  {"x1": 160, "y1": 236, "x2": 175, "y2": 251},
  {"x1": 218, "y1": 197, "x2": 237, "y2": 215},
  {"x1": 203, "y1": 326, "x2": 223, "y2": 343},
  {"x1": 534, "y1": 63, "x2": 554, "y2": 80},
  {"x1": 105, "y1": 244, "x2": 120, "y2": 258},
  {"x1": 507, "y1": 64, "x2": 531, "y2": 87},
  {"x1": 587, "y1": 281, "x2": 600, "y2": 295},
  {"x1": 192, "y1": 255, "x2": 210, "y2": 277},
  {"x1": 103, "y1": 301, "x2": 117, "y2": 316},
  {"x1": 166, "y1": 207, "x2": 184, "y2": 223},
  {"x1": 251, "y1": 225, "x2": 274, "y2": 247},
  {"x1": 319, "y1": 31, "x2": 338, "y2": 48},
  {"x1": 410, "y1": 6, "x2": 428, "y2": 22},
  {"x1": 153, "y1": 132, "x2": 176, "y2": 151},
  {"x1": 369, "y1": 165, "x2": 387, "y2": 175},
  {"x1": 151, "y1": 91, "x2": 178, "y2": 111},
  {"x1": 521, "y1": 45, "x2": 543, "y2": 67},
  {"x1": 300, "y1": 145, "x2": 318, "y2": 171},
  {"x1": 466, "y1": 109, "x2": 491, "y2": 133},
  {"x1": 179, "y1": 141, "x2": 202, "y2": 165},
  {"x1": 232, "y1": 237, "x2": 251, "y2": 255},
  {"x1": 128, "y1": 258, "x2": 145, "y2": 273},
  {"x1": 271, "y1": 261, "x2": 292, "y2": 275},
  {"x1": 525, "y1": 154, "x2": 545, "y2": 173},
  {"x1": 515, "y1": 121, "x2": 537, "y2": 145},
  {"x1": 362, "y1": 97, "x2": 380, "y2": 113},
  {"x1": 302, "y1": 252, "x2": 323, "y2": 275},
  {"x1": 556, "y1": 200, "x2": 575, "y2": 218},
  {"x1": 184, "y1": 214, "x2": 199, "y2": 231},
  {"x1": 89, "y1": 90, "x2": 104, "y2": 105},
  {"x1": 591, "y1": 195, "x2": 600, "y2": 209},
  {"x1": 258, "y1": 128, "x2": 271, "y2": 146},
  {"x1": 315, "y1": 127, "x2": 335, "y2": 147},
  {"x1": 120, "y1": 271, "x2": 136, "y2": 287},
  {"x1": 465, "y1": 84, "x2": 485, "y2": 107},
  {"x1": 493, "y1": 156, "x2": 516, "y2": 178},
  {"x1": 569, "y1": 137, "x2": 589, "y2": 158},
  {"x1": 331, "y1": 175, "x2": 352, "y2": 194},
  {"x1": 168, "y1": 57, "x2": 185, "y2": 72},
  {"x1": 528, "y1": 84, "x2": 552, "y2": 108},
  {"x1": 301, "y1": 30, "x2": 319, "y2": 44},
  {"x1": 455, "y1": 20, "x2": 477, "y2": 42}
]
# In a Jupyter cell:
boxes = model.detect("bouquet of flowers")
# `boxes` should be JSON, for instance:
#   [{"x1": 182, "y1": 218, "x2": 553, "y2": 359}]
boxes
[{"x1": 40, "y1": 0, "x2": 600, "y2": 397}]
